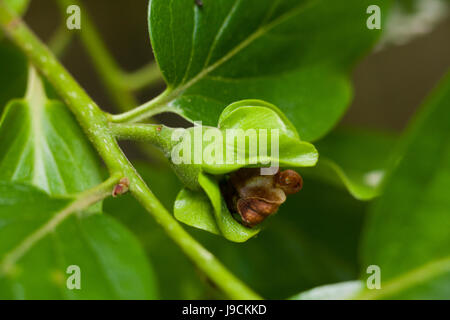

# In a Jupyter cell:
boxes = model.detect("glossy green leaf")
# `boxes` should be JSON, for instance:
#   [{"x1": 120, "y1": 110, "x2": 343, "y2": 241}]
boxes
[
  {"x1": 301, "y1": 128, "x2": 397, "y2": 200},
  {"x1": 149, "y1": 0, "x2": 389, "y2": 141},
  {"x1": 174, "y1": 187, "x2": 220, "y2": 235},
  {"x1": 359, "y1": 72, "x2": 450, "y2": 299},
  {"x1": 0, "y1": 68, "x2": 103, "y2": 199},
  {"x1": 174, "y1": 174, "x2": 261, "y2": 243},
  {"x1": 218, "y1": 100, "x2": 299, "y2": 139},
  {"x1": 0, "y1": 182, "x2": 157, "y2": 300},
  {"x1": 290, "y1": 281, "x2": 363, "y2": 300}
]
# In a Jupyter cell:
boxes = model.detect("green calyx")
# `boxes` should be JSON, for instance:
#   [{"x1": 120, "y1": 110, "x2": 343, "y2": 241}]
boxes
[{"x1": 170, "y1": 100, "x2": 318, "y2": 242}]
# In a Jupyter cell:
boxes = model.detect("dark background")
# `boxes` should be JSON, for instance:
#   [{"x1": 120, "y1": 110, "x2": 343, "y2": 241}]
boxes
[{"x1": 23, "y1": 0, "x2": 450, "y2": 134}]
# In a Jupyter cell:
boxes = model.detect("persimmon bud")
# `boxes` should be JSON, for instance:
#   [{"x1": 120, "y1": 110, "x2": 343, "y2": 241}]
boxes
[
  {"x1": 237, "y1": 198, "x2": 279, "y2": 227},
  {"x1": 223, "y1": 168, "x2": 303, "y2": 228},
  {"x1": 275, "y1": 169, "x2": 303, "y2": 194}
]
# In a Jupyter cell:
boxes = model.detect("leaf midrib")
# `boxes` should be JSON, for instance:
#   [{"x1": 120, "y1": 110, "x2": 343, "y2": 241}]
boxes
[
  {"x1": 175, "y1": 0, "x2": 314, "y2": 95},
  {"x1": 24, "y1": 69, "x2": 72, "y2": 194},
  {"x1": 0, "y1": 191, "x2": 105, "y2": 276},
  {"x1": 26, "y1": 67, "x2": 49, "y2": 191},
  {"x1": 201, "y1": 0, "x2": 242, "y2": 70}
]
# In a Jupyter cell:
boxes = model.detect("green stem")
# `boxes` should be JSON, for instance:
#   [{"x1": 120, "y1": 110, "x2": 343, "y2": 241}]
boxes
[
  {"x1": 109, "y1": 88, "x2": 173, "y2": 123},
  {"x1": 0, "y1": 1, "x2": 261, "y2": 300},
  {"x1": 111, "y1": 123, "x2": 172, "y2": 147},
  {"x1": 55, "y1": 0, "x2": 166, "y2": 163},
  {"x1": 55, "y1": 0, "x2": 163, "y2": 110}
]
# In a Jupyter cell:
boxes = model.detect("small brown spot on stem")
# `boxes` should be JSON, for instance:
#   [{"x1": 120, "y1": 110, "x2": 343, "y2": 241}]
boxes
[
  {"x1": 112, "y1": 177, "x2": 130, "y2": 197},
  {"x1": 6, "y1": 18, "x2": 20, "y2": 33},
  {"x1": 195, "y1": 0, "x2": 203, "y2": 8}
]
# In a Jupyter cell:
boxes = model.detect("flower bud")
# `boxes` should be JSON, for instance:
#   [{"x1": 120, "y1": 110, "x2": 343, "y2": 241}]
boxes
[
  {"x1": 275, "y1": 169, "x2": 303, "y2": 194},
  {"x1": 224, "y1": 168, "x2": 303, "y2": 227},
  {"x1": 237, "y1": 198, "x2": 279, "y2": 227}
]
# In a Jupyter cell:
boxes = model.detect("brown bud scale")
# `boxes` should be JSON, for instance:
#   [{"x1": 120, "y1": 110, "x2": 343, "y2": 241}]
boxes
[{"x1": 223, "y1": 168, "x2": 303, "y2": 228}]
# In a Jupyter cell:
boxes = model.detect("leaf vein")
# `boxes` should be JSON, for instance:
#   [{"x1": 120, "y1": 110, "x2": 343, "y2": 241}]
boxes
[{"x1": 203, "y1": 0, "x2": 242, "y2": 69}]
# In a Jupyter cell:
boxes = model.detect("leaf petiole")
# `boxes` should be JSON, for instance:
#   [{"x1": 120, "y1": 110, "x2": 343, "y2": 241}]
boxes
[
  {"x1": 47, "y1": 22, "x2": 74, "y2": 57},
  {"x1": 108, "y1": 88, "x2": 173, "y2": 123}
]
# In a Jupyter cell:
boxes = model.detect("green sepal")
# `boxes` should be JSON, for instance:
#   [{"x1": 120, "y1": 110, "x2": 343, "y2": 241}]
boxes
[{"x1": 172, "y1": 100, "x2": 317, "y2": 242}]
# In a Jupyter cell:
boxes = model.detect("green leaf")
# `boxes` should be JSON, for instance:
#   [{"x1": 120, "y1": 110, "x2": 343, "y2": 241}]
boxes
[
  {"x1": 174, "y1": 173, "x2": 261, "y2": 242},
  {"x1": 174, "y1": 187, "x2": 220, "y2": 235},
  {"x1": 0, "y1": 68, "x2": 103, "y2": 199},
  {"x1": 203, "y1": 100, "x2": 318, "y2": 174},
  {"x1": 0, "y1": 182, "x2": 157, "y2": 300},
  {"x1": 290, "y1": 281, "x2": 363, "y2": 300},
  {"x1": 359, "y1": 72, "x2": 450, "y2": 299},
  {"x1": 301, "y1": 128, "x2": 397, "y2": 200},
  {"x1": 105, "y1": 162, "x2": 213, "y2": 299},
  {"x1": 149, "y1": 0, "x2": 389, "y2": 141},
  {"x1": 0, "y1": 41, "x2": 27, "y2": 113}
]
